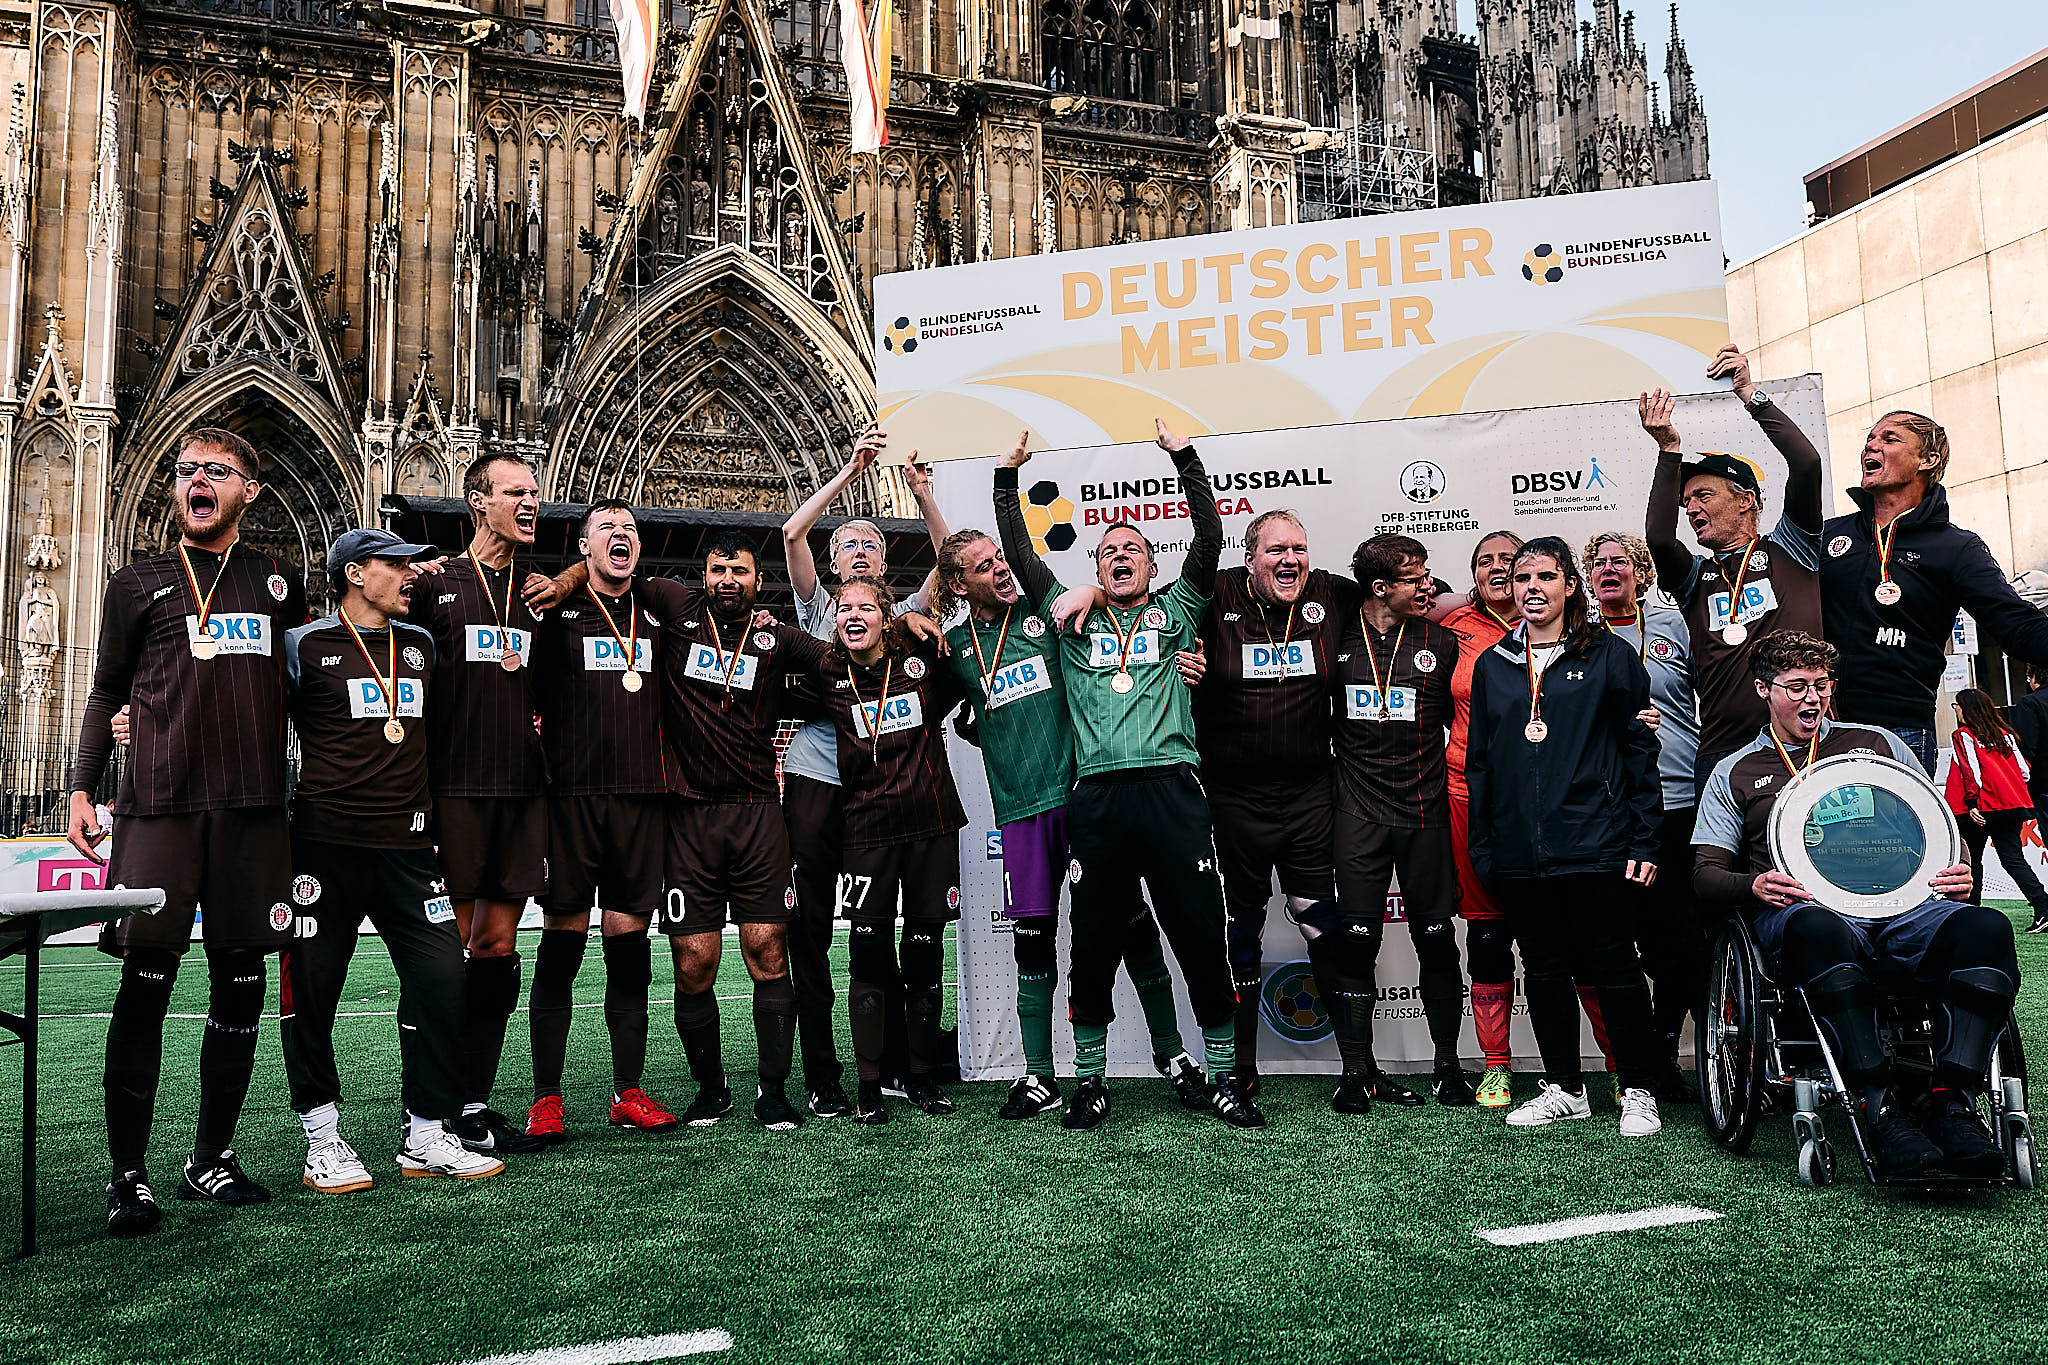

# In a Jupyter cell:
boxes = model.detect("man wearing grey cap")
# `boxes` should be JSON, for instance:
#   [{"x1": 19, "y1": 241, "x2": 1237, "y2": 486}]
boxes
[
  {"x1": 279, "y1": 529, "x2": 504, "y2": 1190},
  {"x1": 1642, "y1": 343, "x2": 1824, "y2": 792}
]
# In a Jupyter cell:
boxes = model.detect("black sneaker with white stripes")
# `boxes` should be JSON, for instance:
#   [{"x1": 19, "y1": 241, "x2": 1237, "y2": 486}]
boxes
[
  {"x1": 807, "y1": 1080, "x2": 855, "y2": 1118},
  {"x1": 107, "y1": 1169, "x2": 162, "y2": 1237},
  {"x1": 1209, "y1": 1074, "x2": 1267, "y2": 1129},
  {"x1": 754, "y1": 1084, "x2": 804, "y2": 1131},
  {"x1": 999, "y1": 1074, "x2": 1064, "y2": 1120},
  {"x1": 1061, "y1": 1077, "x2": 1110, "y2": 1131},
  {"x1": 177, "y1": 1150, "x2": 272, "y2": 1206},
  {"x1": 452, "y1": 1108, "x2": 549, "y2": 1155},
  {"x1": 682, "y1": 1082, "x2": 735, "y2": 1127},
  {"x1": 1154, "y1": 1052, "x2": 1212, "y2": 1110}
]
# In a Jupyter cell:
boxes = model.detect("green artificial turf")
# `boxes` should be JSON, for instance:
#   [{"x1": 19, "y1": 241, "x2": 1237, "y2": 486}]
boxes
[{"x1": 1, "y1": 910, "x2": 2044, "y2": 1365}]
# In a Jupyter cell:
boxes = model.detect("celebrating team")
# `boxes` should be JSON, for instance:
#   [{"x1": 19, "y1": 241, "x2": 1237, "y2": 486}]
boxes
[{"x1": 70, "y1": 342, "x2": 2039, "y2": 1234}]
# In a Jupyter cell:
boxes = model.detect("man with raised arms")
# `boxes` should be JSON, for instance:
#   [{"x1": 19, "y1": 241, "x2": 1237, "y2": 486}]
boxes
[{"x1": 995, "y1": 421, "x2": 1261, "y2": 1130}]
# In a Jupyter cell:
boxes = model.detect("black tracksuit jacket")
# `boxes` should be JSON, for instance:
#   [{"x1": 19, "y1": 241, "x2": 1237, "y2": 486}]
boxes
[
  {"x1": 1820, "y1": 484, "x2": 2048, "y2": 731},
  {"x1": 1465, "y1": 624, "x2": 1662, "y2": 884}
]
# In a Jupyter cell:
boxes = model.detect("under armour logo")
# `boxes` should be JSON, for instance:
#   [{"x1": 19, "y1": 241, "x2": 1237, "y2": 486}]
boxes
[
  {"x1": 1565, "y1": 668, "x2": 1585, "y2": 680},
  {"x1": 1197, "y1": 859, "x2": 1214, "y2": 872}
]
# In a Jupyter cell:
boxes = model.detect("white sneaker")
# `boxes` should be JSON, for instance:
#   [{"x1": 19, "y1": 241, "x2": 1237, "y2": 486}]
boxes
[
  {"x1": 397, "y1": 1127, "x2": 506, "y2": 1180},
  {"x1": 1618, "y1": 1087, "x2": 1663, "y2": 1137},
  {"x1": 303, "y1": 1137, "x2": 374, "y2": 1193},
  {"x1": 1504, "y1": 1080, "x2": 1594, "y2": 1127}
]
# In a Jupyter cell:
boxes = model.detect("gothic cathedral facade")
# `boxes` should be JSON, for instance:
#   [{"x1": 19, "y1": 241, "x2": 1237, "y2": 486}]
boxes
[{"x1": 0, "y1": 0, "x2": 1704, "y2": 809}]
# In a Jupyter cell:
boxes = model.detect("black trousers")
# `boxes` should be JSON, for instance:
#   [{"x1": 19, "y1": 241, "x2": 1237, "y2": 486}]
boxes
[
  {"x1": 1634, "y1": 806, "x2": 1707, "y2": 1060},
  {"x1": 1961, "y1": 809, "x2": 2048, "y2": 917},
  {"x1": 279, "y1": 839, "x2": 468, "y2": 1122},
  {"x1": 782, "y1": 774, "x2": 847, "y2": 1085},
  {"x1": 1498, "y1": 870, "x2": 1661, "y2": 1091},
  {"x1": 1067, "y1": 765, "x2": 1235, "y2": 1029}
]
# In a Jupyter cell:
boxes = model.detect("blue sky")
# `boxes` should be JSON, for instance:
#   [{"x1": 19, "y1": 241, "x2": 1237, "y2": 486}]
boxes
[{"x1": 1460, "y1": 2, "x2": 2048, "y2": 264}]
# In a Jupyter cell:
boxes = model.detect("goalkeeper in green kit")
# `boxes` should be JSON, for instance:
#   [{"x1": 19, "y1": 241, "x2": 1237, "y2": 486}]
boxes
[
  {"x1": 994, "y1": 421, "x2": 1262, "y2": 1131},
  {"x1": 934, "y1": 504, "x2": 1215, "y2": 1123}
]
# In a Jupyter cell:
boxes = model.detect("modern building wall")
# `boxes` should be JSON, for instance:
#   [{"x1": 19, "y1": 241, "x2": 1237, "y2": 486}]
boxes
[{"x1": 1725, "y1": 110, "x2": 2048, "y2": 575}]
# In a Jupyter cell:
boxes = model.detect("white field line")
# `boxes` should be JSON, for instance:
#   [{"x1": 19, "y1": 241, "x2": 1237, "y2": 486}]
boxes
[
  {"x1": 37, "y1": 981, "x2": 956, "y2": 1022},
  {"x1": 442, "y1": 1329, "x2": 734, "y2": 1365},
  {"x1": 1476, "y1": 1204, "x2": 1721, "y2": 1247}
]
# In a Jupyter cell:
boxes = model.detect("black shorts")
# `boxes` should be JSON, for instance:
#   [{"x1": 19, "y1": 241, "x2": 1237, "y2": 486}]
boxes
[
  {"x1": 100, "y1": 807, "x2": 294, "y2": 956},
  {"x1": 661, "y1": 799, "x2": 794, "y2": 935},
  {"x1": 1203, "y1": 770, "x2": 1335, "y2": 910},
  {"x1": 1333, "y1": 815, "x2": 1456, "y2": 925},
  {"x1": 434, "y1": 795, "x2": 547, "y2": 902},
  {"x1": 543, "y1": 794, "x2": 664, "y2": 918},
  {"x1": 837, "y1": 835, "x2": 961, "y2": 925}
]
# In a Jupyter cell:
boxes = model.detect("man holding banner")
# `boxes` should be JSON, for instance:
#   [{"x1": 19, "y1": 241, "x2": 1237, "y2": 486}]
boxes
[{"x1": 994, "y1": 421, "x2": 1261, "y2": 1131}]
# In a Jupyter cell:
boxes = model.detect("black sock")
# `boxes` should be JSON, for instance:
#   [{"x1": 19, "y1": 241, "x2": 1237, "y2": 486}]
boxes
[
  {"x1": 753, "y1": 976, "x2": 796, "y2": 1088},
  {"x1": 194, "y1": 952, "x2": 266, "y2": 1163},
  {"x1": 602, "y1": 933, "x2": 652, "y2": 1094},
  {"x1": 105, "y1": 950, "x2": 180, "y2": 1174},
  {"x1": 674, "y1": 986, "x2": 724, "y2": 1087},
  {"x1": 528, "y1": 929, "x2": 587, "y2": 1099},
  {"x1": 902, "y1": 926, "x2": 944, "y2": 1078},
  {"x1": 463, "y1": 953, "x2": 521, "y2": 1108}
]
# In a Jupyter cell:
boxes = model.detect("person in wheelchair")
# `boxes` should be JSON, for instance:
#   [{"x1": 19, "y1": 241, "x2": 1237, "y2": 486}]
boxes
[{"x1": 1693, "y1": 630, "x2": 2021, "y2": 1177}]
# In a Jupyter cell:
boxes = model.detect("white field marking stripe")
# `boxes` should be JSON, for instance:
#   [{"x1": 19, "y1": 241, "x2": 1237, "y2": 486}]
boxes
[
  {"x1": 41, "y1": 982, "x2": 957, "y2": 1022},
  {"x1": 1476, "y1": 1204, "x2": 1721, "y2": 1247},
  {"x1": 443, "y1": 1330, "x2": 734, "y2": 1365}
]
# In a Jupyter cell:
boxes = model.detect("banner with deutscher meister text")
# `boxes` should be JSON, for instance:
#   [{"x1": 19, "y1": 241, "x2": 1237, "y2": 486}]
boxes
[{"x1": 877, "y1": 180, "x2": 1728, "y2": 460}]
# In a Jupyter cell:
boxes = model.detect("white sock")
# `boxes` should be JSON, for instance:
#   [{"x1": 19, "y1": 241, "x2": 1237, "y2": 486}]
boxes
[
  {"x1": 300, "y1": 1102, "x2": 340, "y2": 1146},
  {"x1": 406, "y1": 1113, "x2": 447, "y2": 1145}
]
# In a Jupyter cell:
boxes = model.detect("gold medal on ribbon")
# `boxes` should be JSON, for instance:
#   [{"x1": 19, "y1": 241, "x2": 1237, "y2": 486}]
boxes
[
  {"x1": 179, "y1": 541, "x2": 236, "y2": 661},
  {"x1": 590, "y1": 587, "x2": 644, "y2": 694},
  {"x1": 383, "y1": 718, "x2": 406, "y2": 745},
  {"x1": 342, "y1": 612, "x2": 405, "y2": 745}
]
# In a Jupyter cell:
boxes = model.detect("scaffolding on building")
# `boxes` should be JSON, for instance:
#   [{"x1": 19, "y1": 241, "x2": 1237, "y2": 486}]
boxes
[{"x1": 1295, "y1": 122, "x2": 1440, "y2": 221}]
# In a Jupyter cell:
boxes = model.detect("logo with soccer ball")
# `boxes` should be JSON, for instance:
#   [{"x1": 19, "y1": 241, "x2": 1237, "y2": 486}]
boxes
[
  {"x1": 1521, "y1": 243, "x2": 1564, "y2": 286},
  {"x1": 1260, "y1": 960, "x2": 1333, "y2": 1043},
  {"x1": 882, "y1": 316, "x2": 920, "y2": 354},
  {"x1": 1023, "y1": 480, "x2": 1077, "y2": 554}
]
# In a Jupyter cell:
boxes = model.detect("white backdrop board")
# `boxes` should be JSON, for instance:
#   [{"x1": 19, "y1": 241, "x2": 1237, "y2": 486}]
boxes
[
  {"x1": 937, "y1": 377, "x2": 1832, "y2": 1079},
  {"x1": 876, "y1": 180, "x2": 1728, "y2": 459}
]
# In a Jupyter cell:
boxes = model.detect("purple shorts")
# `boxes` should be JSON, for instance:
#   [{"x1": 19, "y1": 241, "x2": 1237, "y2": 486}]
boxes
[{"x1": 1000, "y1": 806, "x2": 1069, "y2": 918}]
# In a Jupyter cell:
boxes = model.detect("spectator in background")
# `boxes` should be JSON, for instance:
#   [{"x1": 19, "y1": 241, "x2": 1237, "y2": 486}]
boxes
[{"x1": 1944, "y1": 688, "x2": 2048, "y2": 934}]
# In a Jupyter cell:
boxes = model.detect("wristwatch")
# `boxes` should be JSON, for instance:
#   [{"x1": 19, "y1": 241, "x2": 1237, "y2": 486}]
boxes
[{"x1": 1744, "y1": 387, "x2": 1771, "y2": 410}]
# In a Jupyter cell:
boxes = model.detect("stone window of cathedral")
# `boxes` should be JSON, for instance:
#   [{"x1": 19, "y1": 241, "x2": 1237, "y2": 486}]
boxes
[
  {"x1": 1043, "y1": 0, "x2": 1157, "y2": 103},
  {"x1": 775, "y1": 0, "x2": 841, "y2": 62}
]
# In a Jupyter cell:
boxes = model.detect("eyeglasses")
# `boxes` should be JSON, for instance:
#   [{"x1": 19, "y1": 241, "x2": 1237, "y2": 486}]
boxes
[
  {"x1": 1768, "y1": 678, "x2": 1836, "y2": 700},
  {"x1": 837, "y1": 539, "x2": 882, "y2": 555},
  {"x1": 1395, "y1": 573, "x2": 1435, "y2": 588},
  {"x1": 1589, "y1": 556, "x2": 1634, "y2": 572},
  {"x1": 175, "y1": 460, "x2": 249, "y2": 482}
]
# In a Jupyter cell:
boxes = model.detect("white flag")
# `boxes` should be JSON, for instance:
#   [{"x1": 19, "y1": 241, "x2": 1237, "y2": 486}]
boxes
[
  {"x1": 610, "y1": 0, "x2": 659, "y2": 123},
  {"x1": 840, "y1": 0, "x2": 891, "y2": 154}
]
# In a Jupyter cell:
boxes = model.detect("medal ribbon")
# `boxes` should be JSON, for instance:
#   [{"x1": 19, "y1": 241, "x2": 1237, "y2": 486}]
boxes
[
  {"x1": 1523, "y1": 630, "x2": 1554, "y2": 731},
  {"x1": 178, "y1": 540, "x2": 236, "y2": 642},
  {"x1": 845, "y1": 658, "x2": 894, "y2": 760},
  {"x1": 589, "y1": 587, "x2": 640, "y2": 680},
  {"x1": 467, "y1": 547, "x2": 515, "y2": 641},
  {"x1": 1358, "y1": 611, "x2": 1405, "y2": 717},
  {"x1": 1605, "y1": 605, "x2": 1649, "y2": 661},
  {"x1": 1721, "y1": 539, "x2": 1759, "y2": 631},
  {"x1": 968, "y1": 606, "x2": 1014, "y2": 697},
  {"x1": 1770, "y1": 726, "x2": 1820, "y2": 779},
  {"x1": 1874, "y1": 516, "x2": 1901, "y2": 589},
  {"x1": 705, "y1": 613, "x2": 748, "y2": 706},
  {"x1": 1261, "y1": 599, "x2": 1297, "y2": 651},
  {"x1": 1105, "y1": 603, "x2": 1144, "y2": 676},
  {"x1": 341, "y1": 611, "x2": 399, "y2": 724}
]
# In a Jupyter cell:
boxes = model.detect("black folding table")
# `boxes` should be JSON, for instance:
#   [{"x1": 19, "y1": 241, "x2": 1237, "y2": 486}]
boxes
[{"x1": 1, "y1": 888, "x2": 164, "y2": 1257}]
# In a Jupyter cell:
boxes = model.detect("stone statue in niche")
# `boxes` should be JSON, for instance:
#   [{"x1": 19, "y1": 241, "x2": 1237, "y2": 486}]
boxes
[{"x1": 20, "y1": 571, "x2": 57, "y2": 649}]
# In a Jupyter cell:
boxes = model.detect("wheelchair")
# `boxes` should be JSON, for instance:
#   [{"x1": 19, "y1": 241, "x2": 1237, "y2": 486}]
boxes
[{"x1": 1697, "y1": 910, "x2": 2037, "y2": 1189}]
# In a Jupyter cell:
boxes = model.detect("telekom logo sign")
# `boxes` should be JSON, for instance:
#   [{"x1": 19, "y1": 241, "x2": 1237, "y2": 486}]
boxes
[{"x1": 38, "y1": 858, "x2": 107, "y2": 892}]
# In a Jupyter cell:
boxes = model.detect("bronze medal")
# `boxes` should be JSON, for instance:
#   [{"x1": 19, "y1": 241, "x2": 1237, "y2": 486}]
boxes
[
  {"x1": 383, "y1": 718, "x2": 405, "y2": 745},
  {"x1": 622, "y1": 669, "x2": 643, "y2": 693},
  {"x1": 190, "y1": 637, "x2": 220, "y2": 661},
  {"x1": 500, "y1": 648, "x2": 521, "y2": 672},
  {"x1": 1111, "y1": 670, "x2": 1135, "y2": 694}
]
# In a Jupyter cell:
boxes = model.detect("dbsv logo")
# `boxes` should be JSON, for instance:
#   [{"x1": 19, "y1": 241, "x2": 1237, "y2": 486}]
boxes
[{"x1": 1260, "y1": 961, "x2": 1333, "y2": 1043}]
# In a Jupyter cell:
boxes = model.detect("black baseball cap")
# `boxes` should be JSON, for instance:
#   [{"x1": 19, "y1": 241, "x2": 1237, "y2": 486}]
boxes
[
  {"x1": 327, "y1": 528, "x2": 437, "y2": 573},
  {"x1": 1679, "y1": 451, "x2": 1763, "y2": 494}
]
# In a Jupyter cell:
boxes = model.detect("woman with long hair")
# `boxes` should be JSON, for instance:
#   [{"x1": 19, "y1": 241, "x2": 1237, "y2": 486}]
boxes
[
  {"x1": 799, "y1": 576, "x2": 969, "y2": 1123},
  {"x1": 1465, "y1": 537, "x2": 1666, "y2": 1136},
  {"x1": 1945, "y1": 687, "x2": 2048, "y2": 932},
  {"x1": 1433, "y1": 529, "x2": 1523, "y2": 1106}
]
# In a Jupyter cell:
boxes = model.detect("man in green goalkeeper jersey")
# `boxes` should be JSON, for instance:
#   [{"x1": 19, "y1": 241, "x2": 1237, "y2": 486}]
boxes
[
  {"x1": 994, "y1": 422, "x2": 1262, "y2": 1131},
  {"x1": 934, "y1": 526, "x2": 1214, "y2": 1121}
]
